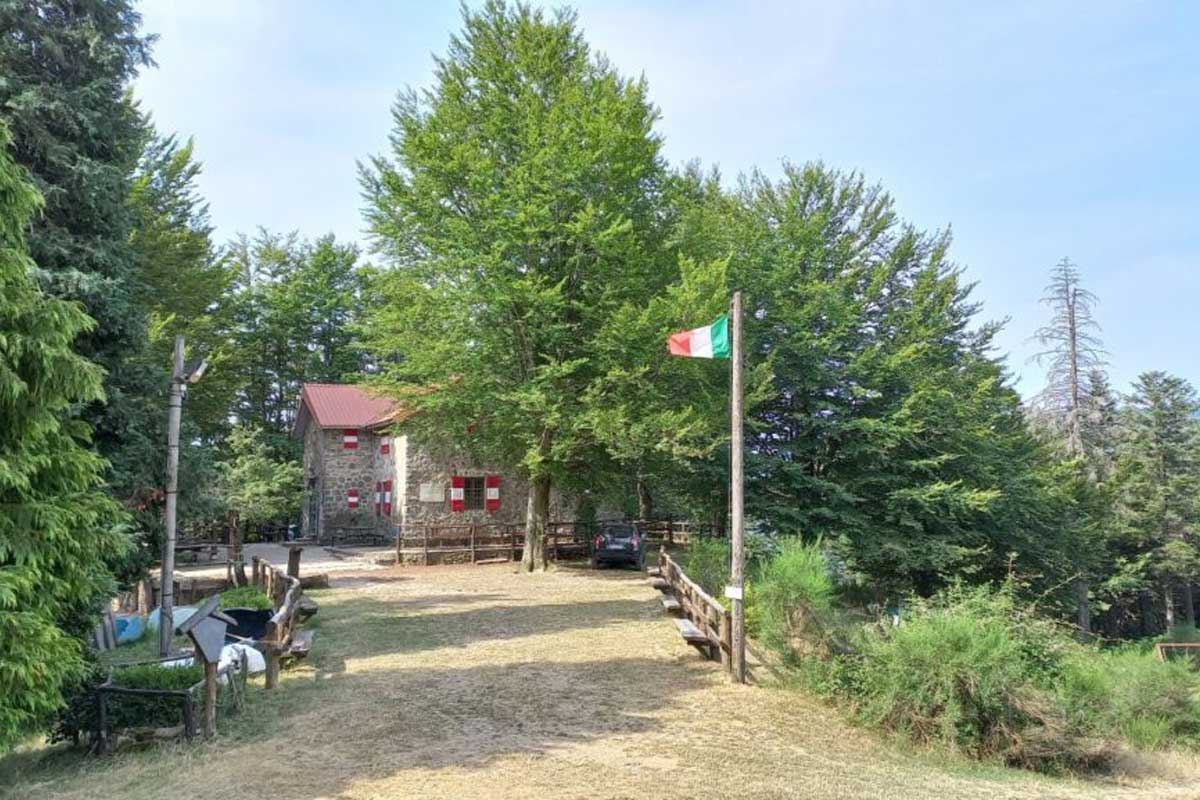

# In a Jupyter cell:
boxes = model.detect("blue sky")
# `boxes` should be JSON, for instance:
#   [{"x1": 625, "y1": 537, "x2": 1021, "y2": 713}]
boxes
[{"x1": 133, "y1": 1, "x2": 1200, "y2": 398}]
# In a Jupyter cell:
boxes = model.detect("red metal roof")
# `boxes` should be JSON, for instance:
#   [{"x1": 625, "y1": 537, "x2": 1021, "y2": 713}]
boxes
[{"x1": 297, "y1": 383, "x2": 397, "y2": 430}]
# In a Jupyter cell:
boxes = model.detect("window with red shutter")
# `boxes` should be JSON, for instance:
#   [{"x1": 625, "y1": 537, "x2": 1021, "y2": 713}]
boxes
[
  {"x1": 450, "y1": 475, "x2": 465, "y2": 513},
  {"x1": 347, "y1": 489, "x2": 359, "y2": 509},
  {"x1": 380, "y1": 441, "x2": 390, "y2": 455},
  {"x1": 383, "y1": 479, "x2": 393, "y2": 515},
  {"x1": 343, "y1": 429, "x2": 358, "y2": 449},
  {"x1": 375, "y1": 481, "x2": 382, "y2": 516},
  {"x1": 485, "y1": 475, "x2": 501, "y2": 512}
]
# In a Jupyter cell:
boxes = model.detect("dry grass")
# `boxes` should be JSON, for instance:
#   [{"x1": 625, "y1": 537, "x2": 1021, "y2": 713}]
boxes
[{"x1": 4, "y1": 562, "x2": 1199, "y2": 800}]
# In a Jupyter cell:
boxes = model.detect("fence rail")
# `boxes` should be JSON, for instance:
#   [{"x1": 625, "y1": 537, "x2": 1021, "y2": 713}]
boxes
[
  {"x1": 392, "y1": 518, "x2": 722, "y2": 566},
  {"x1": 657, "y1": 549, "x2": 733, "y2": 672}
]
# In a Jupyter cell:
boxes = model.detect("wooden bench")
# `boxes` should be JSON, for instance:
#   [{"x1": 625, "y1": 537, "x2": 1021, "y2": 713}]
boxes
[
  {"x1": 650, "y1": 577, "x2": 670, "y2": 591},
  {"x1": 660, "y1": 595, "x2": 682, "y2": 615},
  {"x1": 674, "y1": 618, "x2": 712, "y2": 656},
  {"x1": 646, "y1": 566, "x2": 662, "y2": 578},
  {"x1": 285, "y1": 629, "x2": 314, "y2": 660}
]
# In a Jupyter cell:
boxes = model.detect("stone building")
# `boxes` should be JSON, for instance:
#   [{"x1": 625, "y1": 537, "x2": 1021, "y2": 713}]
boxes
[{"x1": 294, "y1": 383, "x2": 561, "y2": 542}]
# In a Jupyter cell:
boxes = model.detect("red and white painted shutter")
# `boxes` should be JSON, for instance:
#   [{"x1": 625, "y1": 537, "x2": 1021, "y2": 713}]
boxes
[
  {"x1": 374, "y1": 481, "x2": 382, "y2": 516},
  {"x1": 485, "y1": 475, "x2": 501, "y2": 512},
  {"x1": 347, "y1": 489, "x2": 359, "y2": 510},
  {"x1": 343, "y1": 429, "x2": 358, "y2": 449},
  {"x1": 450, "y1": 476, "x2": 465, "y2": 513},
  {"x1": 383, "y1": 480, "x2": 393, "y2": 515},
  {"x1": 380, "y1": 440, "x2": 390, "y2": 455}
]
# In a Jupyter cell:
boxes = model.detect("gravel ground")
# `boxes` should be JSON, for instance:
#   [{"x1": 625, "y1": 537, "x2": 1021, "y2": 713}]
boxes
[{"x1": 8, "y1": 562, "x2": 1199, "y2": 800}]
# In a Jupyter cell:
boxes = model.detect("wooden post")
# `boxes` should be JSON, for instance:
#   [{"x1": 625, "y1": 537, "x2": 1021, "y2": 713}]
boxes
[
  {"x1": 182, "y1": 691, "x2": 195, "y2": 740},
  {"x1": 287, "y1": 546, "x2": 302, "y2": 579},
  {"x1": 203, "y1": 661, "x2": 218, "y2": 738},
  {"x1": 160, "y1": 335, "x2": 185, "y2": 658},
  {"x1": 469, "y1": 525, "x2": 476, "y2": 564},
  {"x1": 510, "y1": 527, "x2": 518, "y2": 562},
  {"x1": 423, "y1": 525, "x2": 430, "y2": 566},
  {"x1": 264, "y1": 621, "x2": 281, "y2": 690},
  {"x1": 719, "y1": 610, "x2": 732, "y2": 672},
  {"x1": 252, "y1": 557, "x2": 261, "y2": 588},
  {"x1": 729, "y1": 291, "x2": 746, "y2": 683},
  {"x1": 95, "y1": 688, "x2": 109, "y2": 754}
]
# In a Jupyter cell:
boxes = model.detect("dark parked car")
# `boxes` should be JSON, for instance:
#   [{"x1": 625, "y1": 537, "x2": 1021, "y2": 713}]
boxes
[{"x1": 590, "y1": 522, "x2": 646, "y2": 570}]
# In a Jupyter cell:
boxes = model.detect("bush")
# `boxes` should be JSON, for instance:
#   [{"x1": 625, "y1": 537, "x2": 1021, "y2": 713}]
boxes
[
  {"x1": 1055, "y1": 647, "x2": 1200, "y2": 750},
  {"x1": 752, "y1": 538, "x2": 835, "y2": 657},
  {"x1": 685, "y1": 537, "x2": 730, "y2": 598},
  {"x1": 52, "y1": 661, "x2": 206, "y2": 743},
  {"x1": 220, "y1": 586, "x2": 273, "y2": 611}
]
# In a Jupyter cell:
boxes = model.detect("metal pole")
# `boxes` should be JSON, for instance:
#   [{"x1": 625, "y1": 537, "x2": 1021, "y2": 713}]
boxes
[
  {"x1": 729, "y1": 292, "x2": 746, "y2": 683},
  {"x1": 160, "y1": 335, "x2": 184, "y2": 657}
]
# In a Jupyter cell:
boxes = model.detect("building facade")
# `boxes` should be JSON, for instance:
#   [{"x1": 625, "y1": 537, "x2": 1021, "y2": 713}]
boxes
[{"x1": 295, "y1": 383, "x2": 563, "y2": 542}]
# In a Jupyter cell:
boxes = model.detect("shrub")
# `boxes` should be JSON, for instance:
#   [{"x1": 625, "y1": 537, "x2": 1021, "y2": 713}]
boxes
[
  {"x1": 52, "y1": 661, "x2": 206, "y2": 743},
  {"x1": 220, "y1": 586, "x2": 273, "y2": 610},
  {"x1": 753, "y1": 538, "x2": 835, "y2": 657},
  {"x1": 1055, "y1": 647, "x2": 1200, "y2": 750},
  {"x1": 849, "y1": 584, "x2": 1110, "y2": 770},
  {"x1": 685, "y1": 537, "x2": 730, "y2": 598}
]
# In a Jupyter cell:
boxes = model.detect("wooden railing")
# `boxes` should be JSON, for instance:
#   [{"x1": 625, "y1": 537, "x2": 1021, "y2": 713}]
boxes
[
  {"x1": 251, "y1": 556, "x2": 307, "y2": 689},
  {"x1": 658, "y1": 549, "x2": 733, "y2": 672},
  {"x1": 395, "y1": 522, "x2": 590, "y2": 565},
  {"x1": 1155, "y1": 642, "x2": 1200, "y2": 667}
]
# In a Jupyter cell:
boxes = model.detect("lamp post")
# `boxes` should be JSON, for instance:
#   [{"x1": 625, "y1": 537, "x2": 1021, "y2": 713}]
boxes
[{"x1": 159, "y1": 335, "x2": 208, "y2": 657}]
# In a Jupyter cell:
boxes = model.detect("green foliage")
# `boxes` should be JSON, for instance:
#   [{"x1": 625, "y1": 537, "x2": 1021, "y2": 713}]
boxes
[
  {"x1": 360, "y1": 1, "x2": 678, "y2": 567},
  {"x1": 753, "y1": 539, "x2": 836, "y2": 655},
  {"x1": 684, "y1": 538, "x2": 730, "y2": 598},
  {"x1": 0, "y1": 0, "x2": 160, "y2": 512},
  {"x1": 1055, "y1": 648, "x2": 1200, "y2": 750},
  {"x1": 219, "y1": 426, "x2": 303, "y2": 526},
  {"x1": 219, "y1": 586, "x2": 272, "y2": 611},
  {"x1": 671, "y1": 162, "x2": 1068, "y2": 599},
  {"x1": 0, "y1": 124, "x2": 131, "y2": 751},
  {"x1": 53, "y1": 661, "x2": 206, "y2": 742}
]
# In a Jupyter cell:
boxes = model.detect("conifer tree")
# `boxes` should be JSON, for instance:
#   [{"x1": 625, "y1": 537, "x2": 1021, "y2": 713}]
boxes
[
  {"x1": 0, "y1": 0, "x2": 158, "y2": 504},
  {"x1": 0, "y1": 125, "x2": 129, "y2": 750},
  {"x1": 1112, "y1": 372, "x2": 1200, "y2": 630}
]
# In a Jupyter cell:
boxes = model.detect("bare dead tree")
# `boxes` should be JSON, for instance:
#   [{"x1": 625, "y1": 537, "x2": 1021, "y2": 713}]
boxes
[
  {"x1": 1031, "y1": 258, "x2": 1107, "y2": 457},
  {"x1": 1030, "y1": 257, "x2": 1107, "y2": 638}
]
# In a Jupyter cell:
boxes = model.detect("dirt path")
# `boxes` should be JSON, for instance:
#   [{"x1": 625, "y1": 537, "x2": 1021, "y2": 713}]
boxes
[{"x1": 10, "y1": 563, "x2": 1199, "y2": 800}]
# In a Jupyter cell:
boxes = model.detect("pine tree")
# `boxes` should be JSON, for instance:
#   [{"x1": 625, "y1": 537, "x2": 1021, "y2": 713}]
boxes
[
  {"x1": 1031, "y1": 258, "x2": 1106, "y2": 456},
  {"x1": 0, "y1": 0, "x2": 159, "y2": 506},
  {"x1": 1113, "y1": 372, "x2": 1200, "y2": 630},
  {"x1": 1030, "y1": 258, "x2": 1108, "y2": 636},
  {"x1": 0, "y1": 124, "x2": 129, "y2": 750}
]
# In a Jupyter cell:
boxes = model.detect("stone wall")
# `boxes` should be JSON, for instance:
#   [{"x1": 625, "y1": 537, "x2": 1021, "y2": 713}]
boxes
[
  {"x1": 315, "y1": 427, "x2": 380, "y2": 541},
  {"x1": 398, "y1": 435, "x2": 574, "y2": 532}
]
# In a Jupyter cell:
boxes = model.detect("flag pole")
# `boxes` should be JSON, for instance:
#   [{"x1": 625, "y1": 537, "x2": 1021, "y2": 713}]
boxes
[{"x1": 728, "y1": 291, "x2": 746, "y2": 683}]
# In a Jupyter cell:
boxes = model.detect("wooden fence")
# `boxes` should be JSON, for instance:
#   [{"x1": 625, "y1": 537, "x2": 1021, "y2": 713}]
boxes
[
  {"x1": 657, "y1": 549, "x2": 733, "y2": 672},
  {"x1": 251, "y1": 556, "x2": 311, "y2": 689},
  {"x1": 1155, "y1": 642, "x2": 1200, "y2": 667},
  {"x1": 393, "y1": 518, "x2": 721, "y2": 566}
]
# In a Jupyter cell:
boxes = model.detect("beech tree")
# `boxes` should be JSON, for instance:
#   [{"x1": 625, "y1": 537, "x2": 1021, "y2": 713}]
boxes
[
  {"x1": 360, "y1": 1, "x2": 669, "y2": 570},
  {"x1": 0, "y1": 125, "x2": 129, "y2": 750}
]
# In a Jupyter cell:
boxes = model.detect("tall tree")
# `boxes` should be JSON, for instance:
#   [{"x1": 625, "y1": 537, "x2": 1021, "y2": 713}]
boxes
[
  {"x1": 0, "y1": 0, "x2": 158, "y2": 506},
  {"x1": 1031, "y1": 258, "x2": 1106, "y2": 456},
  {"x1": 0, "y1": 124, "x2": 129, "y2": 750},
  {"x1": 225, "y1": 231, "x2": 368, "y2": 454},
  {"x1": 673, "y1": 163, "x2": 1069, "y2": 599},
  {"x1": 1112, "y1": 372, "x2": 1200, "y2": 630},
  {"x1": 360, "y1": 1, "x2": 670, "y2": 570},
  {"x1": 1030, "y1": 258, "x2": 1108, "y2": 636}
]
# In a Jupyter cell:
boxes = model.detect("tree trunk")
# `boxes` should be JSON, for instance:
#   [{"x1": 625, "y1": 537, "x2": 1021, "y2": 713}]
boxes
[
  {"x1": 228, "y1": 511, "x2": 248, "y2": 587},
  {"x1": 522, "y1": 474, "x2": 550, "y2": 572},
  {"x1": 1164, "y1": 581, "x2": 1176, "y2": 631},
  {"x1": 636, "y1": 478, "x2": 653, "y2": 521},
  {"x1": 1184, "y1": 582, "x2": 1196, "y2": 628},
  {"x1": 1074, "y1": 578, "x2": 1091, "y2": 640}
]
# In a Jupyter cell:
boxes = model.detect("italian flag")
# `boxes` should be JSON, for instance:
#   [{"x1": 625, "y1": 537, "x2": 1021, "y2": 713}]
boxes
[{"x1": 668, "y1": 314, "x2": 730, "y2": 359}]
